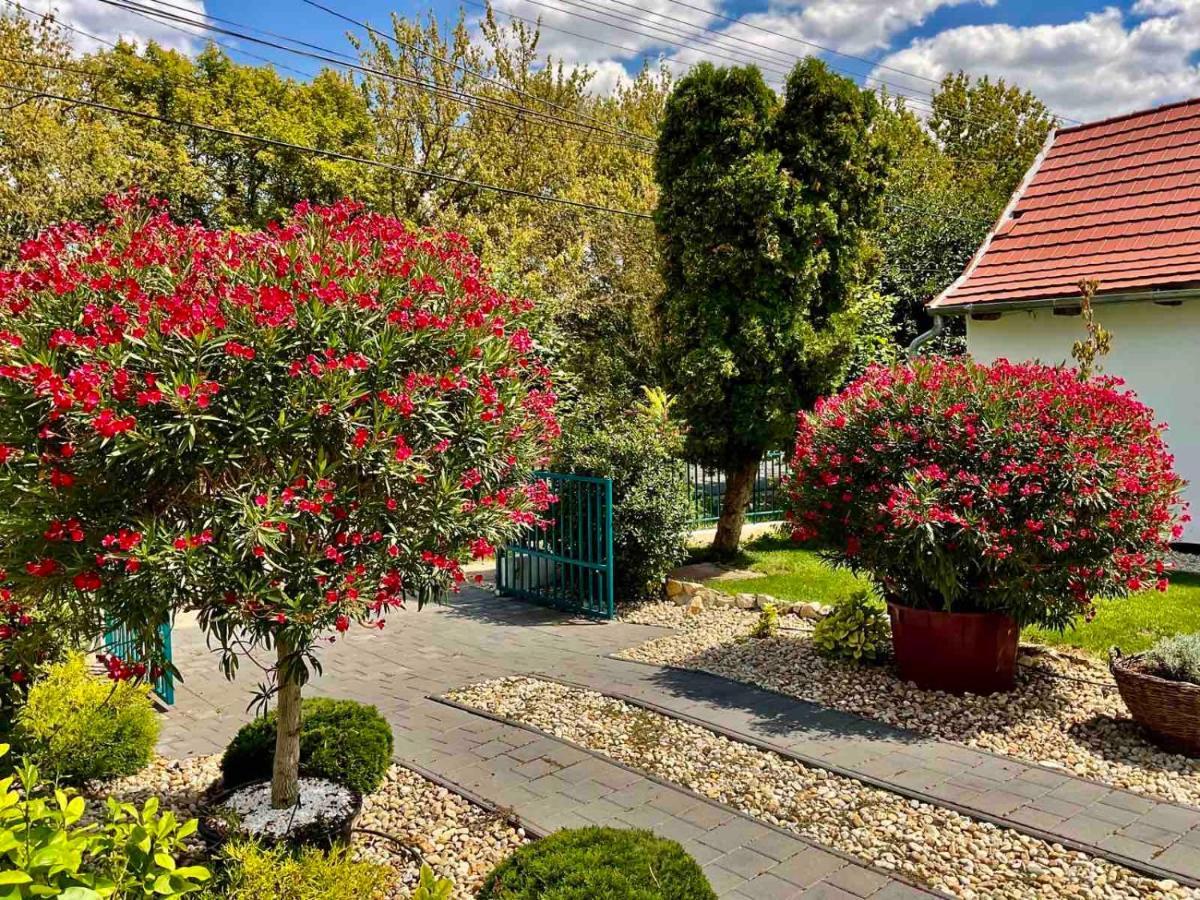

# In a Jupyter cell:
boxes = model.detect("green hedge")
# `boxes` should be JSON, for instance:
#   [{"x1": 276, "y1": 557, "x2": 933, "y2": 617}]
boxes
[
  {"x1": 13, "y1": 654, "x2": 158, "y2": 784},
  {"x1": 221, "y1": 698, "x2": 392, "y2": 795},
  {"x1": 478, "y1": 827, "x2": 717, "y2": 899}
]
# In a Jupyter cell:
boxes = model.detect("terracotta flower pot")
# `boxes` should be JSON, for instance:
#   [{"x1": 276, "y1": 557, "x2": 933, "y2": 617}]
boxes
[{"x1": 887, "y1": 602, "x2": 1019, "y2": 694}]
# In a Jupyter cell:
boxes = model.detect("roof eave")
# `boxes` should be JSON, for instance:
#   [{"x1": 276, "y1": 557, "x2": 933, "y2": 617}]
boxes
[
  {"x1": 927, "y1": 126, "x2": 1060, "y2": 311},
  {"x1": 933, "y1": 287, "x2": 1200, "y2": 316}
]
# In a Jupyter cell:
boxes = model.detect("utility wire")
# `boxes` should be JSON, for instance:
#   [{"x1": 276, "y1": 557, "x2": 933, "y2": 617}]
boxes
[
  {"x1": 478, "y1": 0, "x2": 1057, "y2": 136},
  {"x1": 300, "y1": 0, "x2": 656, "y2": 146},
  {"x1": 0, "y1": 53, "x2": 991, "y2": 228},
  {"x1": 0, "y1": 79, "x2": 657, "y2": 219},
  {"x1": 99, "y1": 0, "x2": 645, "y2": 151},
  {"x1": 1, "y1": 0, "x2": 120, "y2": 47},
  {"x1": 94, "y1": 0, "x2": 655, "y2": 152}
]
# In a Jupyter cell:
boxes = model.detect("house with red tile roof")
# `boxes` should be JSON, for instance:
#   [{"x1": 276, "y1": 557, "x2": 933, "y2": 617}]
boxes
[{"x1": 928, "y1": 97, "x2": 1200, "y2": 542}]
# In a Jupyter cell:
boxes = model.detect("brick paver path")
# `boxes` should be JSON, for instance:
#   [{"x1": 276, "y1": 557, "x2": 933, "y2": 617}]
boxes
[
  {"x1": 161, "y1": 588, "x2": 932, "y2": 898},
  {"x1": 159, "y1": 585, "x2": 1200, "y2": 893}
]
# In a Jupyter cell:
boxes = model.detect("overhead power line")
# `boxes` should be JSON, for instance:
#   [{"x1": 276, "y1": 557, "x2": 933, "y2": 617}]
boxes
[
  {"x1": 475, "y1": 0, "x2": 1062, "y2": 134},
  {"x1": 0, "y1": 78, "x2": 657, "y2": 219},
  {"x1": 93, "y1": 0, "x2": 656, "y2": 153},
  {"x1": 0, "y1": 0, "x2": 120, "y2": 47},
  {"x1": 300, "y1": 0, "x2": 655, "y2": 146}
]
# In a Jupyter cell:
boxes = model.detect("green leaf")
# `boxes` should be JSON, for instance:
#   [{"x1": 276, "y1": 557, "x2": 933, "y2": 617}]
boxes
[{"x1": 0, "y1": 872, "x2": 32, "y2": 885}]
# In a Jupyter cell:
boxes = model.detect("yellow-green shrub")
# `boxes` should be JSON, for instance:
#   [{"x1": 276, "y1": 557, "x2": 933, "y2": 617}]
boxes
[
  {"x1": 811, "y1": 591, "x2": 890, "y2": 663},
  {"x1": 212, "y1": 841, "x2": 392, "y2": 899},
  {"x1": 14, "y1": 654, "x2": 159, "y2": 784}
]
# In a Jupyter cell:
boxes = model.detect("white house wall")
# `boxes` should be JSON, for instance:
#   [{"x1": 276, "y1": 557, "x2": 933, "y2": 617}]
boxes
[{"x1": 965, "y1": 301, "x2": 1200, "y2": 543}]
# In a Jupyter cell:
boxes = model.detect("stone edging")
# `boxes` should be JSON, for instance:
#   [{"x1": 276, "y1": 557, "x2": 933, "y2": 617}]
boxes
[
  {"x1": 610, "y1": 652, "x2": 1200, "y2": 812},
  {"x1": 568, "y1": 663, "x2": 1200, "y2": 889},
  {"x1": 664, "y1": 577, "x2": 832, "y2": 619},
  {"x1": 430, "y1": 692, "x2": 948, "y2": 899},
  {"x1": 392, "y1": 756, "x2": 548, "y2": 840}
]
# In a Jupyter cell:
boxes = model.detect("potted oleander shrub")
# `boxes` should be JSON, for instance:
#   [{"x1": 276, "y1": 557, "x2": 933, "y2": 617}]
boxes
[
  {"x1": 786, "y1": 358, "x2": 1184, "y2": 694},
  {"x1": 1112, "y1": 634, "x2": 1200, "y2": 756},
  {"x1": 0, "y1": 193, "x2": 558, "y2": 844}
]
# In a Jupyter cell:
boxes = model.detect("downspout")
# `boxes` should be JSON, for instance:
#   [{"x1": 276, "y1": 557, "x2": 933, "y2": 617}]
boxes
[{"x1": 906, "y1": 314, "x2": 945, "y2": 357}]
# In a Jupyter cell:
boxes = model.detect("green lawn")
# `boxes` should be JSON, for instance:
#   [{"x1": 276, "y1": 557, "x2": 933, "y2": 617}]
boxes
[
  {"x1": 1023, "y1": 574, "x2": 1200, "y2": 655},
  {"x1": 697, "y1": 533, "x2": 871, "y2": 607},
  {"x1": 698, "y1": 534, "x2": 1200, "y2": 656}
]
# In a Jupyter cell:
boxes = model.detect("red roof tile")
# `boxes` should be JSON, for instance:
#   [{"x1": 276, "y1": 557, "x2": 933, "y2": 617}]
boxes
[{"x1": 932, "y1": 97, "x2": 1200, "y2": 309}]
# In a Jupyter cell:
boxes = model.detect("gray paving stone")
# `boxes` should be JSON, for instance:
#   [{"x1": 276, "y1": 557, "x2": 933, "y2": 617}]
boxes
[
  {"x1": 799, "y1": 884, "x2": 859, "y2": 899},
  {"x1": 705, "y1": 865, "x2": 752, "y2": 896},
  {"x1": 741, "y1": 872, "x2": 807, "y2": 899},
  {"x1": 824, "y1": 865, "x2": 891, "y2": 898},
  {"x1": 701, "y1": 819, "x2": 770, "y2": 853},
  {"x1": 1153, "y1": 844, "x2": 1200, "y2": 879},
  {"x1": 1057, "y1": 814, "x2": 1119, "y2": 844},
  {"x1": 769, "y1": 847, "x2": 850, "y2": 887},
  {"x1": 717, "y1": 846, "x2": 777, "y2": 879}
]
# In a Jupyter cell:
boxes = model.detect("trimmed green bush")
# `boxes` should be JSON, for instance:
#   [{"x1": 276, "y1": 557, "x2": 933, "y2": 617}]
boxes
[
  {"x1": 555, "y1": 394, "x2": 692, "y2": 604},
  {"x1": 478, "y1": 827, "x2": 716, "y2": 899},
  {"x1": 209, "y1": 840, "x2": 390, "y2": 899},
  {"x1": 812, "y1": 591, "x2": 891, "y2": 663},
  {"x1": 13, "y1": 654, "x2": 158, "y2": 784},
  {"x1": 1144, "y1": 633, "x2": 1200, "y2": 686},
  {"x1": 221, "y1": 698, "x2": 392, "y2": 795}
]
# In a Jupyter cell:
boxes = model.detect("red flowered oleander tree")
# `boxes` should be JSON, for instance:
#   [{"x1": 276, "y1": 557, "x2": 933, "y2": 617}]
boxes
[
  {"x1": 786, "y1": 357, "x2": 1186, "y2": 630},
  {"x1": 0, "y1": 192, "x2": 559, "y2": 807}
]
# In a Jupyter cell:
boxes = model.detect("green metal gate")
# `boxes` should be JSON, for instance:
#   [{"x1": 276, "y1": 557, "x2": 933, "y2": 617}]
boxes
[
  {"x1": 496, "y1": 471, "x2": 615, "y2": 618},
  {"x1": 687, "y1": 450, "x2": 788, "y2": 528},
  {"x1": 103, "y1": 617, "x2": 175, "y2": 705}
]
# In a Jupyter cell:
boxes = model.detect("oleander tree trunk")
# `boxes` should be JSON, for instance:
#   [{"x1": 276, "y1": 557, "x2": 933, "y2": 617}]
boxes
[
  {"x1": 711, "y1": 457, "x2": 759, "y2": 557},
  {"x1": 271, "y1": 637, "x2": 302, "y2": 809}
]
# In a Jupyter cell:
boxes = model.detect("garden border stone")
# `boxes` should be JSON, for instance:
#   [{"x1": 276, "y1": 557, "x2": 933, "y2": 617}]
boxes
[
  {"x1": 591, "y1": 656, "x2": 1200, "y2": 887},
  {"x1": 432, "y1": 693, "x2": 945, "y2": 900}
]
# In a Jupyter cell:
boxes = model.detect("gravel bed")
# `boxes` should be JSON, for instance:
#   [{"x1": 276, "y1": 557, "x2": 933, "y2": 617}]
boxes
[
  {"x1": 99, "y1": 756, "x2": 527, "y2": 898},
  {"x1": 449, "y1": 676, "x2": 1194, "y2": 900},
  {"x1": 355, "y1": 763, "x2": 529, "y2": 898},
  {"x1": 617, "y1": 605, "x2": 1200, "y2": 807},
  {"x1": 1167, "y1": 550, "x2": 1200, "y2": 575}
]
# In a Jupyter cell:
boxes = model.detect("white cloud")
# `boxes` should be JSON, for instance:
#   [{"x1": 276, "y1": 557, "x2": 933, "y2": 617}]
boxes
[
  {"x1": 490, "y1": 0, "x2": 988, "y2": 92},
  {"x1": 871, "y1": 3, "x2": 1200, "y2": 122},
  {"x1": 17, "y1": 0, "x2": 206, "y2": 53},
  {"x1": 770, "y1": 0, "x2": 994, "y2": 56}
]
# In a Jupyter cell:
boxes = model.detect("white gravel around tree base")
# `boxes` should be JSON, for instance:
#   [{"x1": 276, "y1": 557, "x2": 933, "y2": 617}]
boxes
[
  {"x1": 449, "y1": 676, "x2": 1195, "y2": 900},
  {"x1": 221, "y1": 777, "x2": 357, "y2": 842},
  {"x1": 617, "y1": 604, "x2": 1200, "y2": 807},
  {"x1": 98, "y1": 756, "x2": 527, "y2": 899}
]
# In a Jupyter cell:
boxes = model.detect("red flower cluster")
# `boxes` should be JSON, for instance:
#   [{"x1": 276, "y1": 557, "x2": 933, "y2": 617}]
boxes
[
  {"x1": 786, "y1": 358, "x2": 1185, "y2": 629},
  {"x1": 0, "y1": 193, "x2": 559, "y2": 690}
]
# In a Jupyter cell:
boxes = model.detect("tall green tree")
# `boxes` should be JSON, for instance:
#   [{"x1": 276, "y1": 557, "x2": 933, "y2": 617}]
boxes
[
  {"x1": 655, "y1": 59, "x2": 891, "y2": 554},
  {"x1": 875, "y1": 75, "x2": 1055, "y2": 349}
]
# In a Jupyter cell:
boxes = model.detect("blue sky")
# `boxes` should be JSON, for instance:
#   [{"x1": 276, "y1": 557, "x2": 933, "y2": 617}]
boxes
[{"x1": 39, "y1": 0, "x2": 1200, "y2": 121}]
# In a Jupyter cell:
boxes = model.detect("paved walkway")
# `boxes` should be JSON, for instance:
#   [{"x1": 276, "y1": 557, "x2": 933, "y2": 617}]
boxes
[
  {"x1": 161, "y1": 588, "x2": 930, "y2": 898},
  {"x1": 158, "y1": 585, "x2": 1200, "y2": 894}
]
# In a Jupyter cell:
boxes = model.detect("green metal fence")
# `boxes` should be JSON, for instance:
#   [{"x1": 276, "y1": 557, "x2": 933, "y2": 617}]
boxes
[
  {"x1": 103, "y1": 617, "x2": 175, "y2": 705},
  {"x1": 496, "y1": 471, "x2": 615, "y2": 619},
  {"x1": 687, "y1": 450, "x2": 788, "y2": 528}
]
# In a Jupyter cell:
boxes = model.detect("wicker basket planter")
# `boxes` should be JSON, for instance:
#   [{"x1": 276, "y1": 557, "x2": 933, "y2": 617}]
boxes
[{"x1": 1110, "y1": 651, "x2": 1200, "y2": 757}]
